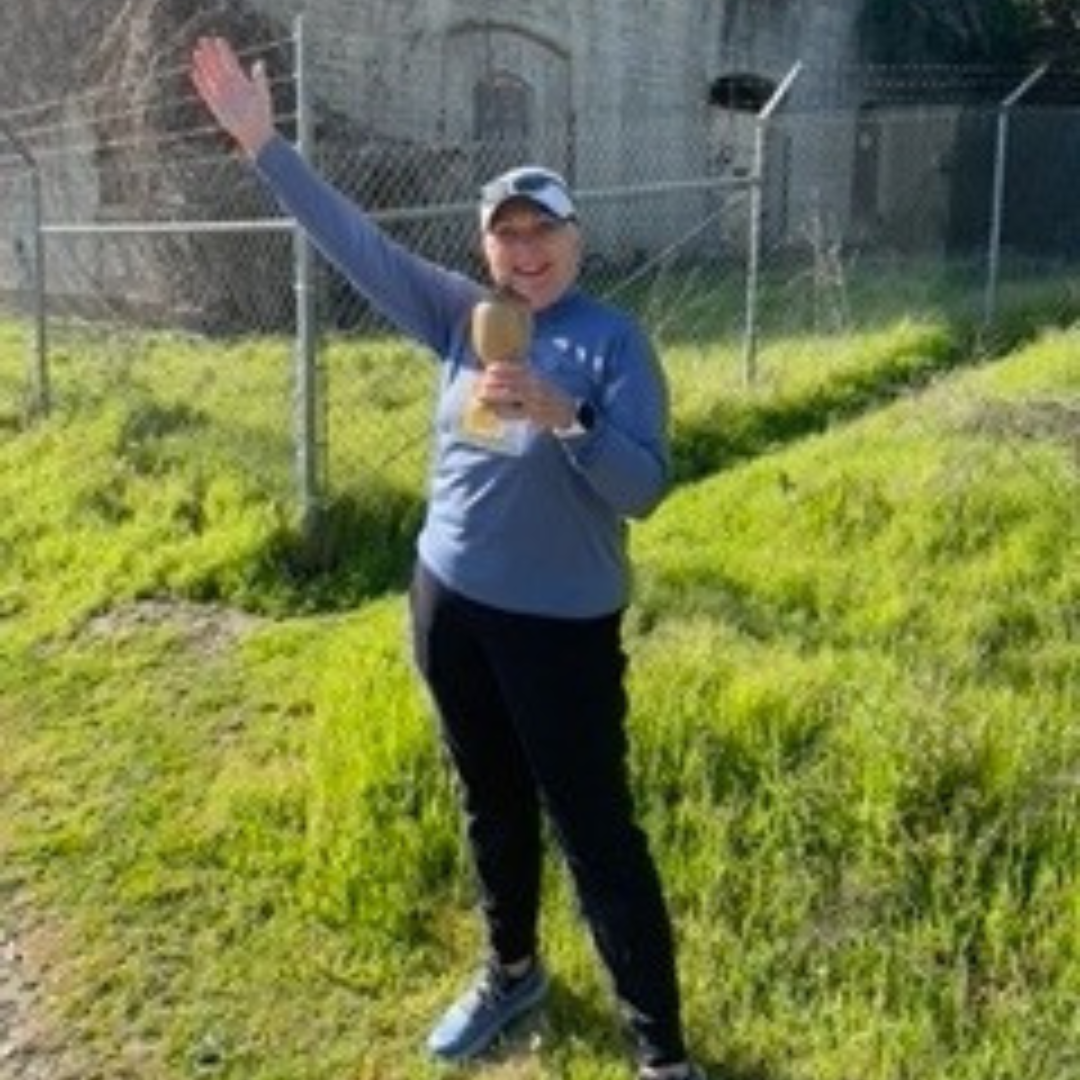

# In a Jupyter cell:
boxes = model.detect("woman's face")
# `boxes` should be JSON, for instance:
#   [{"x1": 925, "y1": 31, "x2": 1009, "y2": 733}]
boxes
[{"x1": 481, "y1": 200, "x2": 582, "y2": 312}]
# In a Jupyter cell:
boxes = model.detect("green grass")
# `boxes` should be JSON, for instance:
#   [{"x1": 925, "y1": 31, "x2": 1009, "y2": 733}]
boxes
[
  {"x1": 628, "y1": 335, "x2": 1079, "y2": 1078},
  {"x1": 0, "y1": 307, "x2": 1077, "y2": 1079}
]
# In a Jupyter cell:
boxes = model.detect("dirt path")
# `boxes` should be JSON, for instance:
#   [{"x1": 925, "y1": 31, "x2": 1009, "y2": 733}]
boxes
[
  {"x1": 0, "y1": 913, "x2": 82, "y2": 1080},
  {"x1": 1, "y1": 602, "x2": 261, "y2": 1080}
]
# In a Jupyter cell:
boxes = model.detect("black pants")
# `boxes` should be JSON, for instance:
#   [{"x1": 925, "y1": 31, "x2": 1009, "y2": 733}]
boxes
[{"x1": 410, "y1": 562, "x2": 686, "y2": 1068}]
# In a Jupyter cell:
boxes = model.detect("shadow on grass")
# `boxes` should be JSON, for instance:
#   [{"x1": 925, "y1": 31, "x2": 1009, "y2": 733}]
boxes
[
  {"x1": 670, "y1": 360, "x2": 948, "y2": 484},
  {"x1": 670, "y1": 293, "x2": 1079, "y2": 484},
  {"x1": 538, "y1": 977, "x2": 795, "y2": 1080},
  {"x1": 262, "y1": 299, "x2": 1065, "y2": 616},
  {"x1": 671, "y1": 334, "x2": 969, "y2": 484},
  {"x1": 276, "y1": 320, "x2": 973, "y2": 614},
  {"x1": 267, "y1": 483, "x2": 425, "y2": 613}
]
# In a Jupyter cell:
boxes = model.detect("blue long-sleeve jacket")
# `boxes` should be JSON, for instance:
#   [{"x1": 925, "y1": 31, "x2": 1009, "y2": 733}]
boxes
[{"x1": 255, "y1": 136, "x2": 670, "y2": 617}]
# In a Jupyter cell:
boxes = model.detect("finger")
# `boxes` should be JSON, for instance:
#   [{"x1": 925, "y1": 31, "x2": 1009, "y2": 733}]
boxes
[
  {"x1": 190, "y1": 61, "x2": 227, "y2": 118},
  {"x1": 190, "y1": 64, "x2": 217, "y2": 112},
  {"x1": 192, "y1": 39, "x2": 231, "y2": 100},
  {"x1": 195, "y1": 36, "x2": 244, "y2": 92},
  {"x1": 252, "y1": 59, "x2": 270, "y2": 99},
  {"x1": 206, "y1": 36, "x2": 244, "y2": 80},
  {"x1": 193, "y1": 37, "x2": 227, "y2": 78}
]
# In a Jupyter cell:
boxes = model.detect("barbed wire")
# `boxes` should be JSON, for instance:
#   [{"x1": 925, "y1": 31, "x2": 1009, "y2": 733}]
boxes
[
  {"x1": 20, "y1": 116, "x2": 300, "y2": 167},
  {"x1": 0, "y1": 36, "x2": 293, "y2": 130},
  {"x1": 7, "y1": 56, "x2": 1080, "y2": 153}
]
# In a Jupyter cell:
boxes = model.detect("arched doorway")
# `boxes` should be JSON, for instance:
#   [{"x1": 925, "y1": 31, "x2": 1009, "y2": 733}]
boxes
[{"x1": 442, "y1": 23, "x2": 572, "y2": 184}]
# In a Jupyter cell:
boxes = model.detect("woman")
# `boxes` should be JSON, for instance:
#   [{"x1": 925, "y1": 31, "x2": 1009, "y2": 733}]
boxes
[{"x1": 191, "y1": 36, "x2": 704, "y2": 1080}]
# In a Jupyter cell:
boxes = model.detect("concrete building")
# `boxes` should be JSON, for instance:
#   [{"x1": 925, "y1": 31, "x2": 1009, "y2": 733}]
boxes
[
  {"x1": 1, "y1": 0, "x2": 863, "y2": 327},
  {"x1": 253, "y1": 0, "x2": 862, "y2": 256}
]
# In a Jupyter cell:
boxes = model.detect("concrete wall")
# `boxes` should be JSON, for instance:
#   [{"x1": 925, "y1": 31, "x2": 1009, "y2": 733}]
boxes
[
  {"x1": 0, "y1": 0, "x2": 865, "y2": 319},
  {"x1": 249, "y1": 0, "x2": 860, "y2": 173},
  {"x1": 240, "y1": 0, "x2": 860, "y2": 258}
]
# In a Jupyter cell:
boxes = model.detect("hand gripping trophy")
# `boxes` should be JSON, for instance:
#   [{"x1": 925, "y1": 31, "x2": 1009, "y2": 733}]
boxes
[{"x1": 463, "y1": 286, "x2": 533, "y2": 446}]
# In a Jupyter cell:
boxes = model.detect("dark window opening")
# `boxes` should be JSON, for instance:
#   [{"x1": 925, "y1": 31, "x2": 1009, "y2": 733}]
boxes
[
  {"x1": 475, "y1": 73, "x2": 533, "y2": 142},
  {"x1": 708, "y1": 73, "x2": 777, "y2": 113}
]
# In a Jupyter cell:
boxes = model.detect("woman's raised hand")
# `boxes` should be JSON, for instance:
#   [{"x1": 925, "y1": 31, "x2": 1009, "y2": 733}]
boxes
[{"x1": 191, "y1": 36, "x2": 276, "y2": 158}]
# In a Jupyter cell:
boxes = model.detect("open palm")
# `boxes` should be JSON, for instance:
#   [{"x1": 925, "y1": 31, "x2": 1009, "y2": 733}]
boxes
[{"x1": 191, "y1": 36, "x2": 275, "y2": 157}]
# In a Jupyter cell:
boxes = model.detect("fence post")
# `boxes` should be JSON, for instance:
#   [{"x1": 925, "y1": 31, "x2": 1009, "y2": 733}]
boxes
[
  {"x1": 1, "y1": 123, "x2": 50, "y2": 418},
  {"x1": 292, "y1": 13, "x2": 323, "y2": 548},
  {"x1": 983, "y1": 64, "x2": 1047, "y2": 329},
  {"x1": 742, "y1": 61, "x2": 802, "y2": 387}
]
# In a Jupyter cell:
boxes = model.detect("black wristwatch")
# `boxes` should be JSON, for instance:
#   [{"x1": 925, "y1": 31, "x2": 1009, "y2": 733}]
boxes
[{"x1": 554, "y1": 400, "x2": 596, "y2": 438}]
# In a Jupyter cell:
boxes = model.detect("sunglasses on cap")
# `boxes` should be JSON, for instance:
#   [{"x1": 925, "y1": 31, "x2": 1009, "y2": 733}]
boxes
[
  {"x1": 481, "y1": 169, "x2": 566, "y2": 200},
  {"x1": 480, "y1": 168, "x2": 577, "y2": 229}
]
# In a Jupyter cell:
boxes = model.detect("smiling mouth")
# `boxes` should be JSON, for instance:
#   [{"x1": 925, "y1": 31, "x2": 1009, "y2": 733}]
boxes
[{"x1": 512, "y1": 264, "x2": 551, "y2": 280}]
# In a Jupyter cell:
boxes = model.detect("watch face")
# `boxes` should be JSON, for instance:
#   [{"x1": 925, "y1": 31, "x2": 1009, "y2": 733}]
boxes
[{"x1": 577, "y1": 401, "x2": 596, "y2": 430}]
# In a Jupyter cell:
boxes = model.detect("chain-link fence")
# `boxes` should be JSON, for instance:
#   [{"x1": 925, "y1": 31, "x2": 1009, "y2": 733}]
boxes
[{"x1": 1, "y1": 18, "x2": 1079, "y2": 534}]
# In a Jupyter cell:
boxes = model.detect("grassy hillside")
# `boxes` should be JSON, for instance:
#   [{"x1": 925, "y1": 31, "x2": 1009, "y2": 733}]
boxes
[{"x1": 0, "y1": 316, "x2": 1077, "y2": 1079}]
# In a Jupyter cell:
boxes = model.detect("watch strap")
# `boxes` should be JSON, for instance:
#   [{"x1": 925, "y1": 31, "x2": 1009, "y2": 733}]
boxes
[{"x1": 554, "y1": 399, "x2": 596, "y2": 438}]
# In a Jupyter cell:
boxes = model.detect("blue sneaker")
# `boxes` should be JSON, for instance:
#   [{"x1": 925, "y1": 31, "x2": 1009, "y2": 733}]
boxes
[{"x1": 427, "y1": 961, "x2": 549, "y2": 1061}]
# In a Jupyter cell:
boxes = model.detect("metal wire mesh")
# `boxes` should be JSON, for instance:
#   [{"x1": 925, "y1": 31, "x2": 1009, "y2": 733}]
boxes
[{"x1": 1, "y1": 23, "x2": 1078, "y2": 529}]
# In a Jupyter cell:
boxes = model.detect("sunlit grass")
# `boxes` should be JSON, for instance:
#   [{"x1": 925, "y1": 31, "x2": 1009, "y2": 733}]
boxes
[{"x1": 0, "y1": 310, "x2": 1077, "y2": 1078}]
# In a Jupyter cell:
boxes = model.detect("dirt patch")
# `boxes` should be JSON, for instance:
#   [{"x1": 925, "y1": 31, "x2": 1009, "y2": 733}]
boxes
[
  {"x1": 3, "y1": 599, "x2": 263, "y2": 1078},
  {"x1": 963, "y1": 396, "x2": 1080, "y2": 463},
  {"x1": 0, "y1": 909, "x2": 86, "y2": 1080},
  {"x1": 79, "y1": 598, "x2": 262, "y2": 657}
]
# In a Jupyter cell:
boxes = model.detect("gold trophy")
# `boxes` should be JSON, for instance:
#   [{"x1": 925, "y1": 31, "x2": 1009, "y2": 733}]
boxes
[{"x1": 464, "y1": 287, "x2": 533, "y2": 442}]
